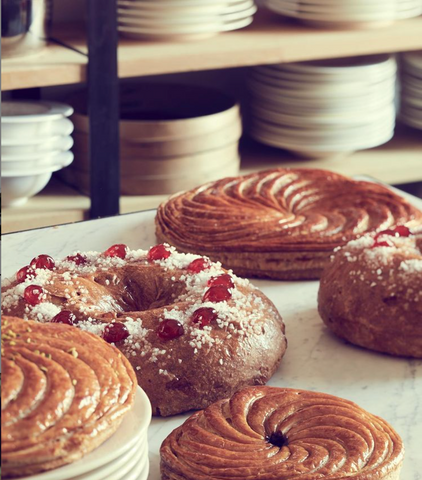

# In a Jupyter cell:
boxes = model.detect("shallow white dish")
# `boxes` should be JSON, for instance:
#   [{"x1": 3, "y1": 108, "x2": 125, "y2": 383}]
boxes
[
  {"x1": 2, "y1": 203, "x2": 421, "y2": 479},
  {"x1": 1, "y1": 118, "x2": 74, "y2": 142},
  {"x1": 1, "y1": 101, "x2": 74, "y2": 123},
  {"x1": 2, "y1": 152, "x2": 74, "y2": 176},
  {"x1": 1, "y1": 135, "x2": 74, "y2": 156},
  {"x1": 1, "y1": 172, "x2": 53, "y2": 207},
  {"x1": 17, "y1": 387, "x2": 151, "y2": 480}
]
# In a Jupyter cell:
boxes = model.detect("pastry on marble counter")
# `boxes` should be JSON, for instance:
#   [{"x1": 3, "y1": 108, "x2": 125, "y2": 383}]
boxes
[
  {"x1": 155, "y1": 168, "x2": 422, "y2": 280},
  {"x1": 1, "y1": 316, "x2": 137, "y2": 479},
  {"x1": 1, "y1": 244, "x2": 287, "y2": 417},
  {"x1": 160, "y1": 385, "x2": 404, "y2": 480},
  {"x1": 318, "y1": 226, "x2": 422, "y2": 357}
]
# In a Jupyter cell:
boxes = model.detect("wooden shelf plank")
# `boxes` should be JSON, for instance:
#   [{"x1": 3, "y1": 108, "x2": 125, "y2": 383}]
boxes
[
  {"x1": 2, "y1": 125, "x2": 421, "y2": 234},
  {"x1": 1, "y1": 42, "x2": 87, "y2": 91},
  {"x1": 3, "y1": 11, "x2": 422, "y2": 91}
]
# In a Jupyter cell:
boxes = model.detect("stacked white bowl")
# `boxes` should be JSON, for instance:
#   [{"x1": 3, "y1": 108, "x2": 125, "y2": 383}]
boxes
[
  {"x1": 65, "y1": 84, "x2": 241, "y2": 195},
  {"x1": 400, "y1": 51, "x2": 422, "y2": 130},
  {"x1": 117, "y1": 0, "x2": 257, "y2": 40},
  {"x1": 1, "y1": 101, "x2": 75, "y2": 207},
  {"x1": 263, "y1": 0, "x2": 422, "y2": 28},
  {"x1": 248, "y1": 55, "x2": 397, "y2": 158},
  {"x1": 20, "y1": 387, "x2": 151, "y2": 480}
]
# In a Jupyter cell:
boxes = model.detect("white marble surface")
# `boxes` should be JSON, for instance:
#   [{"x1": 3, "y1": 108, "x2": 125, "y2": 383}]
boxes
[{"x1": 2, "y1": 196, "x2": 422, "y2": 480}]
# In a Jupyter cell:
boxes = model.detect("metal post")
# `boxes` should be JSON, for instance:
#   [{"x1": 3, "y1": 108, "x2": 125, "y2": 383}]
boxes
[{"x1": 87, "y1": 0, "x2": 120, "y2": 218}]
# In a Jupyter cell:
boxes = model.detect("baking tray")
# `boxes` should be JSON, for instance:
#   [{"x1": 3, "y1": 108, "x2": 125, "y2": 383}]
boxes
[{"x1": 2, "y1": 186, "x2": 422, "y2": 480}]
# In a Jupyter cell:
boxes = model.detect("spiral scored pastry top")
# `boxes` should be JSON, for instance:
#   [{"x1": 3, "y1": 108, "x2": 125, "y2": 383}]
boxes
[
  {"x1": 318, "y1": 229, "x2": 422, "y2": 357},
  {"x1": 1, "y1": 244, "x2": 286, "y2": 417},
  {"x1": 1, "y1": 316, "x2": 137, "y2": 479},
  {"x1": 161, "y1": 386, "x2": 404, "y2": 480},
  {"x1": 156, "y1": 168, "x2": 422, "y2": 279}
]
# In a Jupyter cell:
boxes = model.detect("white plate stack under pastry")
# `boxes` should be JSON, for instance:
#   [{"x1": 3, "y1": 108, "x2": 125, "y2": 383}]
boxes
[
  {"x1": 400, "y1": 51, "x2": 422, "y2": 130},
  {"x1": 248, "y1": 55, "x2": 397, "y2": 158},
  {"x1": 1, "y1": 101, "x2": 74, "y2": 207},
  {"x1": 65, "y1": 84, "x2": 241, "y2": 195},
  {"x1": 263, "y1": 0, "x2": 422, "y2": 28},
  {"x1": 117, "y1": 0, "x2": 257, "y2": 40},
  {"x1": 20, "y1": 387, "x2": 151, "y2": 480}
]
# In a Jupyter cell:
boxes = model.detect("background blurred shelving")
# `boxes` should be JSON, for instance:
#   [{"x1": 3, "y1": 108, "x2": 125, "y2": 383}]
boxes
[{"x1": 2, "y1": 5, "x2": 422, "y2": 233}]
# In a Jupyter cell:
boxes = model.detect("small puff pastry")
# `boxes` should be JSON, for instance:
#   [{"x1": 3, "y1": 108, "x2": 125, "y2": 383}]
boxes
[
  {"x1": 1, "y1": 316, "x2": 137, "y2": 478},
  {"x1": 160, "y1": 386, "x2": 404, "y2": 480}
]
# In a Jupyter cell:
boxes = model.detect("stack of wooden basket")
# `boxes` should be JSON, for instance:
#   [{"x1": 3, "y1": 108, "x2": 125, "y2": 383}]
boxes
[{"x1": 63, "y1": 85, "x2": 242, "y2": 195}]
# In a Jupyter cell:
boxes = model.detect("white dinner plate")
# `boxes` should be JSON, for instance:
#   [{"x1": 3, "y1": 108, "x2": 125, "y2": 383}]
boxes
[
  {"x1": 18, "y1": 387, "x2": 151, "y2": 480},
  {"x1": 118, "y1": 4, "x2": 256, "y2": 25},
  {"x1": 1, "y1": 135, "x2": 74, "y2": 156},
  {"x1": 118, "y1": 15, "x2": 253, "y2": 35}
]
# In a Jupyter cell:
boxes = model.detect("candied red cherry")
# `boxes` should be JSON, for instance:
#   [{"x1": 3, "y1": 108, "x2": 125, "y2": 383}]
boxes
[
  {"x1": 157, "y1": 319, "x2": 184, "y2": 341},
  {"x1": 24, "y1": 285, "x2": 45, "y2": 306},
  {"x1": 104, "y1": 244, "x2": 128, "y2": 259},
  {"x1": 51, "y1": 310, "x2": 76, "y2": 326},
  {"x1": 148, "y1": 244, "x2": 170, "y2": 262},
  {"x1": 203, "y1": 286, "x2": 232, "y2": 303},
  {"x1": 103, "y1": 322, "x2": 129, "y2": 343},
  {"x1": 371, "y1": 240, "x2": 392, "y2": 249},
  {"x1": 66, "y1": 253, "x2": 88, "y2": 265},
  {"x1": 30, "y1": 254, "x2": 55, "y2": 270},
  {"x1": 16, "y1": 266, "x2": 33, "y2": 283},
  {"x1": 192, "y1": 307, "x2": 217, "y2": 328},
  {"x1": 187, "y1": 258, "x2": 210, "y2": 274},
  {"x1": 375, "y1": 226, "x2": 411, "y2": 239},
  {"x1": 207, "y1": 274, "x2": 234, "y2": 289}
]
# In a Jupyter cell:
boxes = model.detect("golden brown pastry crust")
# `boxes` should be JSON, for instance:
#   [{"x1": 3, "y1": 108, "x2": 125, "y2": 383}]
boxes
[
  {"x1": 318, "y1": 231, "x2": 422, "y2": 357},
  {"x1": 1, "y1": 316, "x2": 137, "y2": 479},
  {"x1": 1, "y1": 246, "x2": 287, "y2": 417},
  {"x1": 160, "y1": 386, "x2": 404, "y2": 480},
  {"x1": 155, "y1": 168, "x2": 422, "y2": 280}
]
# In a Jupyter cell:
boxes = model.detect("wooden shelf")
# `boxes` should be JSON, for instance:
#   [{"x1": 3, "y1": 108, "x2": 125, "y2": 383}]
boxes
[
  {"x1": 2, "y1": 125, "x2": 421, "y2": 234},
  {"x1": 3, "y1": 10, "x2": 422, "y2": 91}
]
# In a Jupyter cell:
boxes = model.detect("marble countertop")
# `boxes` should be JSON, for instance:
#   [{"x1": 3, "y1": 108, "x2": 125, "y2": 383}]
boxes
[{"x1": 3, "y1": 193, "x2": 422, "y2": 480}]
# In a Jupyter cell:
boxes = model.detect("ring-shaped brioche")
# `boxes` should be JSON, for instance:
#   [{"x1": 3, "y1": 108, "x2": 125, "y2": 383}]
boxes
[
  {"x1": 318, "y1": 228, "x2": 422, "y2": 357},
  {"x1": 160, "y1": 386, "x2": 404, "y2": 480},
  {"x1": 1, "y1": 245, "x2": 287, "y2": 417},
  {"x1": 1, "y1": 316, "x2": 137, "y2": 479},
  {"x1": 155, "y1": 168, "x2": 422, "y2": 280}
]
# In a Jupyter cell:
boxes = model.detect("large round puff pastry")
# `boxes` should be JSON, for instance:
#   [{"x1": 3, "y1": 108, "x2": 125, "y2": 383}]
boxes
[
  {"x1": 160, "y1": 386, "x2": 404, "y2": 480},
  {"x1": 1, "y1": 316, "x2": 137, "y2": 478},
  {"x1": 319, "y1": 226, "x2": 422, "y2": 357},
  {"x1": 155, "y1": 168, "x2": 422, "y2": 280}
]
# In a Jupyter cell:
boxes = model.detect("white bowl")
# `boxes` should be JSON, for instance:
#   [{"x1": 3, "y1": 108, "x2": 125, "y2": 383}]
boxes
[
  {"x1": 1, "y1": 151, "x2": 74, "y2": 174},
  {"x1": 1, "y1": 135, "x2": 74, "y2": 157},
  {"x1": 1, "y1": 118, "x2": 74, "y2": 142},
  {"x1": 1, "y1": 171, "x2": 53, "y2": 207},
  {"x1": 1, "y1": 101, "x2": 74, "y2": 123}
]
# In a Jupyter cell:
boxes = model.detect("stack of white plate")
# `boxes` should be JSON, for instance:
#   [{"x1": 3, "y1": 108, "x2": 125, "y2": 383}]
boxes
[
  {"x1": 248, "y1": 55, "x2": 397, "y2": 158},
  {"x1": 263, "y1": 0, "x2": 422, "y2": 28},
  {"x1": 117, "y1": 0, "x2": 257, "y2": 40},
  {"x1": 1, "y1": 101, "x2": 75, "y2": 207},
  {"x1": 400, "y1": 51, "x2": 422, "y2": 130},
  {"x1": 64, "y1": 84, "x2": 241, "y2": 195},
  {"x1": 20, "y1": 387, "x2": 151, "y2": 480}
]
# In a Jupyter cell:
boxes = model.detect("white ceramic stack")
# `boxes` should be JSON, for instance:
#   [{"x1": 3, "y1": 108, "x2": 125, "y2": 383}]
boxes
[
  {"x1": 1, "y1": 101, "x2": 75, "y2": 207},
  {"x1": 66, "y1": 84, "x2": 241, "y2": 195},
  {"x1": 20, "y1": 387, "x2": 151, "y2": 480},
  {"x1": 117, "y1": 0, "x2": 257, "y2": 40},
  {"x1": 263, "y1": 0, "x2": 422, "y2": 28},
  {"x1": 248, "y1": 55, "x2": 397, "y2": 158},
  {"x1": 400, "y1": 51, "x2": 422, "y2": 130}
]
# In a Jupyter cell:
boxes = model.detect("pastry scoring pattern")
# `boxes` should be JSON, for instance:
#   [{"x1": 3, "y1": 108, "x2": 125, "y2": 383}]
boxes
[
  {"x1": 1, "y1": 316, "x2": 137, "y2": 479},
  {"x1": 156, "y1": 168, "x2": 422, "y2": 279},
  {"x1": 160, "y1": 386, "x2": 404, "y2": 480}
]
